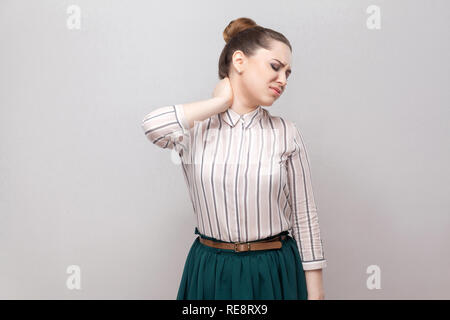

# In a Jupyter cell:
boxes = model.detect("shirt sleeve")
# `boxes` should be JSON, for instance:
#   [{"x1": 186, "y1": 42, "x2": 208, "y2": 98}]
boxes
[
  {"x1": 286, "y1": 122, "x2": 327, "y2": 271},
  {"x1": 141, "y1": 104, "x2": 191, "y2": 157}
]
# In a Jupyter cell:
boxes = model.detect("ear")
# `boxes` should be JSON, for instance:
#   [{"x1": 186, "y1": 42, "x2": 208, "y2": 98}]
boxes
[{"x1": 231, "y1": 50, "x2": 246, "y2": 73}]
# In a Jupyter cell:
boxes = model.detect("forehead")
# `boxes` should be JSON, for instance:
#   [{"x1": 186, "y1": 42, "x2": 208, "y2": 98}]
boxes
[{"x1": 255, "y1": 41, "x2": 292, "y2": 67}]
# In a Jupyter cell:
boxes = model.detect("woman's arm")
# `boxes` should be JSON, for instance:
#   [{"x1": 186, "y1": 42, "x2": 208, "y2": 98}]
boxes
[
  {"x1": 181, "y1": 77, "x2": 234, "y2": 128},
  {"x1": 285, "y1": 121, "x2": 327, "y2": 298},
  {"x1": 141, "y1": 97, "x2": 230, "y2": 154},
  {"x1": 180, "y1": 77, "x2": 233, "y2": 128},
  {"x1": 181, "y1": 97, "x2": 230, "y2": 129},
  {"x1": 305, "y1": 269, "x2": 325, "y2": 300},
  {"x1": 141, "y1": 78, "x2": 233, "y2": 151}
]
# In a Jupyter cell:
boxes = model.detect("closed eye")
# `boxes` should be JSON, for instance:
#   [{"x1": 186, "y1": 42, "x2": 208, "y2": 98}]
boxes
[
  {"x1": 271, "y1": 63, "x2": 290, "y2": 79},
  {"x1": 271, "y1": 63, "x2": 279, "y2": 71}
]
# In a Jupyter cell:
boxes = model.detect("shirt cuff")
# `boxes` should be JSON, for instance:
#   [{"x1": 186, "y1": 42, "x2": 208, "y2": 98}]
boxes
[{"x1": 302, "y1": 259, "x2": 327, "y2": 271}]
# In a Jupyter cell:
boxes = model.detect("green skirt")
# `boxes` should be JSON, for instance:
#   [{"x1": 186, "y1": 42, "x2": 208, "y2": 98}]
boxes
[{"x1": 176, "y1": 227, "x2": 308, "y2": 300}]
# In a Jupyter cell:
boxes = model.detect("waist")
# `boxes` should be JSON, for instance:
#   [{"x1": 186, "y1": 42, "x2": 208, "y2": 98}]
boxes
[
  {"x1": 194, "y1": 227, "x2": 290, "y2": 252},
  {"x1": 194, "y1": 227, "x2": 289, "y2": 242}
]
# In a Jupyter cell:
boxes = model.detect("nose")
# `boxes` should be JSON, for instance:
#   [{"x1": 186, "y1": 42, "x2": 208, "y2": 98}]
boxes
[
  {"x1": 277, "y1": 76, "x2": 287, "y2": 89},
  {"x1": 277, "y1": 81, "x2": 286, "y2": 92}
]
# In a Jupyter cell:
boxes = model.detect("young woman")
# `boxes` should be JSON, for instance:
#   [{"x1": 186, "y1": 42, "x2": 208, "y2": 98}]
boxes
[{"x1": 141, "y1": 17, "x2": 327, "y2": 300}]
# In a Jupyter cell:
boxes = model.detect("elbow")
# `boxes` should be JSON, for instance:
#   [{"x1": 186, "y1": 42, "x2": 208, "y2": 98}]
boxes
[{"x1": 141, "y1": 120, "x2": 153, "y2": 141}]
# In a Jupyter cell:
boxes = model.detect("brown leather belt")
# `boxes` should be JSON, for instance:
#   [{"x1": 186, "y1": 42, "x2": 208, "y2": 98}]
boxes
[{"x1": 198, "y1": 235, "x2": 286, "y2": 252}]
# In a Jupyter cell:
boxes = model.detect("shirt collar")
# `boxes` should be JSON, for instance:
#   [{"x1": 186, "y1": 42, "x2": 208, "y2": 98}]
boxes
[{"x1": 220, "y1": 105, "x2": 263, "y2": 129}]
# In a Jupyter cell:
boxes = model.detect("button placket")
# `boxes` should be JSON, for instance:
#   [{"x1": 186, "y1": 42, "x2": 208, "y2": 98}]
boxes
[
  {"x1": 238, "y1": 116, "x2": 245, "y2": 164},
  {"x1": 239, "y1": 116, "x2": 249, "y2": 166},
  {"x1": 237, "y1": 115, "x2": 247, "y2": 242}
]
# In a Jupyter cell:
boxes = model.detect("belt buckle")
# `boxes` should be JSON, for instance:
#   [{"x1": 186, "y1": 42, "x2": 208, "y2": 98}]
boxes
[{"x1": 234, "y1": 241, "x2": 250, "y2": 252}]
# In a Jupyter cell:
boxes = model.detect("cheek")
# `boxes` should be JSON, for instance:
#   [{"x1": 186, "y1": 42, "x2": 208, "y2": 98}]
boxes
[
  {"x1": 248, "y1": 78, "x2": 268, "y2": 98},
  {"x1": 242, "y1": 65, "x2": 271, "y2": 99},
  {"x1": 243, "y1": 72, "x2": 262, "y2": 92},
  {"x1": 249, "y1": 69, "x2": 269, "y2": 90}
]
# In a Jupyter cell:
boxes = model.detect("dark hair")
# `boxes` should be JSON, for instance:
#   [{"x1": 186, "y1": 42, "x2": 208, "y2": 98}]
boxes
[{"x1": 218, "y1": 17, "x2": 292, "y2": 79}]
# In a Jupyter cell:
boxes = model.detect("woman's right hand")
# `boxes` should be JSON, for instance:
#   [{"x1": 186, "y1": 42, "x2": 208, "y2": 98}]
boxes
[{"x1": 212, "y1": 77, "x2": 234, "y2": 111}]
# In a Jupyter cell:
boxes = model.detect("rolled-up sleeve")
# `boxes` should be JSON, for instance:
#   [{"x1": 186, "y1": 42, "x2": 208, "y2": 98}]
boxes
[
  {"x1": 141, "y1": 104, "x2": 191, "y2": 156},
  {"x1": 286, "y1": 122, "x2": 327, "y2": 271}
]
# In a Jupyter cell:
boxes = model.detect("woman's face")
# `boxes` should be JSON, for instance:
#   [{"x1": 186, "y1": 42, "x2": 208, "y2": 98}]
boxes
[{"x1": 231, "y1": 40, "x2": 292, "y2": 107}]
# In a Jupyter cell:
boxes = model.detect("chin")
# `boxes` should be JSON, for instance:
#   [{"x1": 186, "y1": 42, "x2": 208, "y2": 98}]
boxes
[
  {"x1": 256, "y1": 95, "x2": 277, "y2": 107},
  {"x1": 262, "y1": 98, "x2": 276, "y2": 107}
]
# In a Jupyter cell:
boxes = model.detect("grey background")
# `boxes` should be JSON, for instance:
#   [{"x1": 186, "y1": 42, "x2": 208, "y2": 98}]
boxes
[{"x1": 1, "y1": 0, "x2": 449, "y2": 299}]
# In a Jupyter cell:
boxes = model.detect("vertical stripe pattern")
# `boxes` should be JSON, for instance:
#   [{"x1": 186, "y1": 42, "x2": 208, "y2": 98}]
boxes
[{"x1": 141, "y1": 104, "x2": 327, "y2": 270}]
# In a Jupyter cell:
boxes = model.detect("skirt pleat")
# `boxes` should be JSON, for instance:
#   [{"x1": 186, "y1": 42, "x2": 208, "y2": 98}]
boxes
[{"x1": 176, "y1": 228, "x2": 308, "y2": 300}]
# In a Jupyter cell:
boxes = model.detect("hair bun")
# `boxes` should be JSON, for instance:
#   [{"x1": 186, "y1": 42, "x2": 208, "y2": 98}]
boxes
[{"x1": 223, "y1": 17, "x2": 258, "y2": 43}]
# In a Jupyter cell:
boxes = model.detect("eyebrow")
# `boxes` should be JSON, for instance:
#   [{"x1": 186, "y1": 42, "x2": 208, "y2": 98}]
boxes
[{"x1": 272, "y1": 58, "x2": 292, "y2": 73}]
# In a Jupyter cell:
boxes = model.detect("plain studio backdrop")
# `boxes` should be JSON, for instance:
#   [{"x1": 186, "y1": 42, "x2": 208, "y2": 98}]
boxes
[{"x1": 0, "y1": 0, "x2": 449, "y2": 299}]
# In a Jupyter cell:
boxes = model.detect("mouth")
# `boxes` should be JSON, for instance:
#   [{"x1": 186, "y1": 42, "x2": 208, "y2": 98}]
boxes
[{"x1": 269, "y1": 86, "x2": 281, "y2": 96}]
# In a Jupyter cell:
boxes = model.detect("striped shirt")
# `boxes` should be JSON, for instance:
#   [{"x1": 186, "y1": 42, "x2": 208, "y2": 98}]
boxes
[{"x1": 141, "y1": 104, "x2": 327, "y2": 270}]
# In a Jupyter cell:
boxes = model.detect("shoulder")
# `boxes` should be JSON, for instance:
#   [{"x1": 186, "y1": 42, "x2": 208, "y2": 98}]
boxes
[{"x1": 262, "y1": 108, "x2": 297, "y2": 133}]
